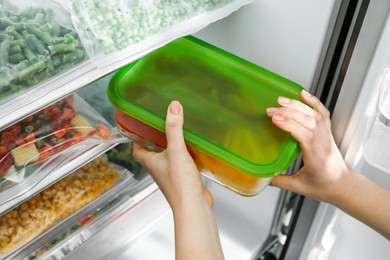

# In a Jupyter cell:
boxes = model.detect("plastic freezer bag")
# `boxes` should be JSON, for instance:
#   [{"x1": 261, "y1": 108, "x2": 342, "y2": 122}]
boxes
[
  {"x1": 0, "y1": 156, "x2": 133, "y2": 259},
  {"x1": 67, "y1": 0, "x2": 253, "y2": 67},
  {"x1": 0, "y1": 93, "x2": 128, "y2": 203},
  {"x1": 0, "y1": 0, "x2": 88, "y2": 103}
]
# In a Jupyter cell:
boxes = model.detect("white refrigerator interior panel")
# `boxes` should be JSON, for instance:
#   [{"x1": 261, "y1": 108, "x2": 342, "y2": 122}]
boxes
[
  {"x1": 117, "y1": 182, "x2": 281, "y2": 260},
  {"x1": 195, "y1": 0, "x2": 338, "y2": 89}
]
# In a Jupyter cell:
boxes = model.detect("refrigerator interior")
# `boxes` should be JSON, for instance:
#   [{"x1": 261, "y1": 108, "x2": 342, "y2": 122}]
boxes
[{"x1": 5, "y1": 0, "x2": 383, "y2": 260}]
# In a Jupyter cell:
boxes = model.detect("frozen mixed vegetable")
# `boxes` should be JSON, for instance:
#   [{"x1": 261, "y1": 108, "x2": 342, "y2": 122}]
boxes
[
  {"x1": 0, "y1": 6, "x2": 87, "y2": 101},
  {"x1": 0, "y1": 95, "x2": 111, "y2": 179},
  {"x1": 0, "y1": 156, "x2": 123, "y2": 258}
]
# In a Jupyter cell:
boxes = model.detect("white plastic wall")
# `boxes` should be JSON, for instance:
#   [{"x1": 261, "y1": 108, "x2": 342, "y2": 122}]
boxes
[{"x1": 195, "y1": 0, "x2": 337, "y2": 89}]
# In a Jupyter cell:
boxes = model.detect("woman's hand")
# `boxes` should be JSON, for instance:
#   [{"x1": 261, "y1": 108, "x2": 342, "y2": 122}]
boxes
[
  {"x1": 133, "y1": 101, "x2": 224, "y2": 260},
  {"x1": 266, "y1": 90, "x2": 351, "y2": 204},
  {"x1": 133, "y1": 100, "x2": 213, "y2": 211},
  {"x1": 267, "y1": 90, "x2": 390, "y2": 240}
]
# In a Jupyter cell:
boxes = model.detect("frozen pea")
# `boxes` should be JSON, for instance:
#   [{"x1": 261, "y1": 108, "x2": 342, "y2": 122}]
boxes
[{"x1": 96, "y1": 15, "x2": 104, "y2": 22}]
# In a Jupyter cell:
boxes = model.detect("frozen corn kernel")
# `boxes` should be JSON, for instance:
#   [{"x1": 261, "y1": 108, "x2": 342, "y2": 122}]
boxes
[{"x1": 0, "y1": 156, "x2": 122, "y2": 256}]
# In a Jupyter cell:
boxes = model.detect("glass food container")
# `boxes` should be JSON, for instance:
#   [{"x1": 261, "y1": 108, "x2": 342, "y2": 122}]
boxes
[{"x1": 108, "y1": 36, "x2": 303, "y2": 196}]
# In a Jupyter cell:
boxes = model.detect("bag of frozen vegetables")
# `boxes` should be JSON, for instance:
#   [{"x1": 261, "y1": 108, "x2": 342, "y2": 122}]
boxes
[
  {"x1": 0, "y1": 0, "x2": 88, "y2": 103},
  {"x1": 66, "y1": 0, "x2": 253, "y2": 67},
  {"x1": 0, "y1": 94, "x2": 128, "y2": 205}
]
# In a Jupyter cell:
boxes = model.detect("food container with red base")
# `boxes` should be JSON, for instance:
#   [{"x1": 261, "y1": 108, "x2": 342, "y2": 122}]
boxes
[{"x1": 108, "y1": 36, "x2": 304, "y2": 196}]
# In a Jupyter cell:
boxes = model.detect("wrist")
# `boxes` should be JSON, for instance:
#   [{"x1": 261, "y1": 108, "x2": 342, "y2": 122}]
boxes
[
  {"x1": 326, "y1": 167, "x2": 356, "y2": 206},
  {"x1": 171, "y1": 195, "x2": 212, "y2": 217}
]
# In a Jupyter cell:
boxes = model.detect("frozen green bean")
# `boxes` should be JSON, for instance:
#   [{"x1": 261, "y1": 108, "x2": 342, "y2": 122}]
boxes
[
  {"x1": 61, "y1": 49, "x2": 85, "y2": 63},
  {"x1": 9, "y1": 45, "x2": 22, "y2": 55},
  {"x1": 5, "y1": 26, "x2": 22, "y2": 39},
  {"x1": 55, "y1": 58, "x2": 83, "y2": 73},
  {"x1": 0, "y1": 37, "x2": 11, "y2": 67},
  {"x1": 0, "y1": 84, "x2": 23, "y2": 99},
  {"x1": 51, "y1": 54, "x2": 62, "y2": 67},
  {"x1": 33, "y1": 68, "x2": 51, "y2": 82},
  {"x1": 45, "y1": 11, "x2": 60, "y2": 37},
  {"x1": 48, "y1": 42, "x2": 77, "y2": 55},
  {"x1": 24, "y1": 23, "x2": 53, "y2": 45},
  {"x1": 9, "y1": 53, "x2": 25, "y2": 64},
  {"x1": 0, "y1": 6, "x2": 87, "y2": 101},
  {"x1": 21, "y1": 44, "x2": 36, "y2": 62},
  {"x1": 0, "y1": 72, "x2": 11, "y2": 88},
  {"x1": 23, "y1": 31, "x2": 48, "y2": 55},
  {"x1": 10, "y1": 39, "x2": 26, "y2": 48},
  {"x1": 34, "y1": 13, "x2": 45, "y2": 25},
  {"x1": 19, "y1": 60, "x2": 46, "y2": 81},
  {"x1": 39, "y1": 23, "x2": 52, "y2": 34},
  {"x1": 45, "y1": 57, "x2": 54, "y2": 71},
  {"x1": 0, "y1": 18, "x2": 23, "y2": 30}
]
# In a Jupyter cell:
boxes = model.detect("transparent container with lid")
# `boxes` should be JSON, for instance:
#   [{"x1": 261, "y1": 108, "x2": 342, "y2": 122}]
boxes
[{"x1": 108, "y1": 36, "x2": 303, "y2": 196}]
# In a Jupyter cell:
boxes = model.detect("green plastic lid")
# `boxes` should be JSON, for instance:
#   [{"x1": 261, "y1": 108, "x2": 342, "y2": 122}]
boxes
[{"x1": 108, "y1": 36, "x2": 303, "y2": 178}]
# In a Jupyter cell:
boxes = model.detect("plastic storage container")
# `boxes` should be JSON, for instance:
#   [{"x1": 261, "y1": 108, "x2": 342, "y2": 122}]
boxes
[{"x1": 108, "y1": 36, "x2": 304, "y2": 196}]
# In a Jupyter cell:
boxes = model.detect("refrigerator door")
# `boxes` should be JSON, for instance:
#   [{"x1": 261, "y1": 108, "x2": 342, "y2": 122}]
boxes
[{"x1": 297, "y1": 1, "x2": 390, "y2": 259}]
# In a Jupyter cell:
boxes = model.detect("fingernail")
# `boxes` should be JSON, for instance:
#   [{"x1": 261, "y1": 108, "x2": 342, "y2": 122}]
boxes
[
  {"x1": 278, "y1": 96, "x2": 291, "y2": 104},
  {"x1": 273, "y1": 114, "x2": 284, "y2": 121},
  {"x1": 266, "y1": 107, "x2": 278, "y2": 114},
  {"x1": 302, "y1": 89, "x2": 311, "y2": 98},
  {"x1": 169, "y1": 101, "x2": 181, "y2": 114}
]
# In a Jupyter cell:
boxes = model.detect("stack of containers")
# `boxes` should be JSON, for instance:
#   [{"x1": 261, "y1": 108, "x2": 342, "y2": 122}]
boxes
[{"x1": 108, "y1": 36, "x2": 304, "y2": 196}]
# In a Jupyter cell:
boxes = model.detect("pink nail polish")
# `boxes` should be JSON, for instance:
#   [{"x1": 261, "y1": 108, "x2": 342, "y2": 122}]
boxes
[
  {"x1": 278, "y1": 96, "x2": 291, "y2": 104},
  {"x1": 301, "y1": 89, "x2": 311, "y2": 98},
  {"x1": 273, "y1": 114, "x2": 284, "y2": 121},
  {"x1": 169, "y1": 101, "x2": 181, "y2": 114},
  {"x1": 266, "y1": 107, "x2": 278, "y2": 114}
]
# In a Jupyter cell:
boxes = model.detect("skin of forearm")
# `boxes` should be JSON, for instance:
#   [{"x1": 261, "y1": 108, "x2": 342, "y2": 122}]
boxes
[
  {"x1": 173, "y1": 200, "x2": 225, "y2": 260},
  {"x1": 330, "y1": 169, "x2": 390, "y2": 240}
]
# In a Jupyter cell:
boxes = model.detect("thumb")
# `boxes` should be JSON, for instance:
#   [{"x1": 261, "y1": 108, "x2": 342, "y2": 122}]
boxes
[
  {"x1": 269, "y1": 172, "x2": 301, "y2": 193},
  {"x1": 165, "y1": 101, "x2": 186, "y2": 153}
]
